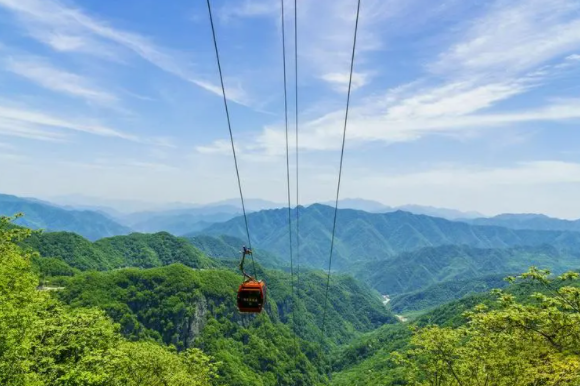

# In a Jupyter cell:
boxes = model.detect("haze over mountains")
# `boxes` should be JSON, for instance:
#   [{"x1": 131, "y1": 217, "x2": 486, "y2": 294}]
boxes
[{"x1": 0, "y1": 193, "x2": 131, "y2": 241}]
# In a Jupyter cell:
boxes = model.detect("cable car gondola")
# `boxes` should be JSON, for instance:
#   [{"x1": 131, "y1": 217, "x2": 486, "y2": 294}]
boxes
[{"x1": 236, "y1": 246, "x2": 266, "y2": 313}]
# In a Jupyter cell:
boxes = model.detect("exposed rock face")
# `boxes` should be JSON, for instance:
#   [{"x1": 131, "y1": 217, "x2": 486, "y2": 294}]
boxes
[{"x1": 186, "y1": 296, "x2": 208, "y2": 347}]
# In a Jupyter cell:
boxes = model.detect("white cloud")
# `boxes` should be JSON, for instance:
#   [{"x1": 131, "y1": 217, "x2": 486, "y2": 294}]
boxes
[
  {"x1": 4, "y1": 56, "x2": 118, "y2": 104},
  {"x1": 0, "y1": 0, "x2": 249, "y2": 104},
  {"x1": 0, "y1": 103, "x2": 172, "y2": 145},
  {"x1": 0, "y1": 117, "x2": 67, "y2": 141},
  {"x1": 384, "y1": 81, "x2": 527, "y2": 119},
  {"x1": 199, "y1": 0, "x2": 580, "y2": 154},
  {"x1": 196, "y1": 139, "x2": 233, "y2": 155},
  {"x1": 219, "y1": 0, "x2": 278, "y2": 21},
  {"x1": 320, "y1": 71, "x2": 368, "y2": 92},
  {"x1": 433, "y1": 0, "x2": 580, "y2": 77},
  {"x1": 225, "y1": 0, "x2": 421, "y2": 93},
  {"x1": 200, "y1": 92, "x2": 580, "y2": 154},
  {"x1": 0, "y1": 104, "x2": 133, "y2": 139}
]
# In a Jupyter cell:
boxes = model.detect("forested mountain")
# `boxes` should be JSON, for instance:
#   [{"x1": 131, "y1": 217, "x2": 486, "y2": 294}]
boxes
[
  {"x1": 185, "y1": 234, "x2": 286, "y2": 268},
  {"x1": 23, "y1": 230, "x2": 217, "y2": 271},
  {"x1": 53, "y1": 265, "x2": 395, "y2": 385},
  {"x1": 322, "y1": 199, "x2": 483, "y2": 219},
  {"x1": 0, "y1": 193, "x2": 131, "y2": 240},
  {"x1": 0, "y1": 217, "x2": 217, "y2": 385},
  {"x1": 353, "y1": 244, "x2": 578, "y2": 295},
  {"x1": 5, "y1": 209, "x2": 580, "y2": 385},
  {"x1": 333, "y1": 268, "x2": 580, "y2": 385},
  {"x1": 200, "y1": 204, "x2": 580, "y2": 270},
  {"x1": 388, "y1": 274, "x2": 509, "y2": 313},
  {"x1": 463, "y1": 213, "x2": 580, "y2": 231}
]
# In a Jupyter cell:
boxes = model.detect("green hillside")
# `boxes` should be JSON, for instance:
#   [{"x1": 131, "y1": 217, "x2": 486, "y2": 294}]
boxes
[
  {"x1": 389, "y1": 274, "x2": 509, "y2": 313},
  {"x1": 333, "y1": 268, "x2": 580, "y2": 385},
  {"x1": 0, "y1": 216, "x2": 217, "y2": 385},
  {"x1": 353, "y1": 244, "x2": 578, "y2": 295},
  {"x1": 186, "y1": 234, "x2": 286, "y2": 268},
  {"x1": 24, "y1": 230, "x2": 217, "y2": 271},
  {"x1": 200, "y1": 204, "x2": 580, "y2": 270},
  {"x1": 0, "y1": 193, "x2": 131, "y2": 240},
  {"x1": 8, "y1": 216, "x2": 396, "y2": 385},
  {"x1": 6, "y1": 207, "x2": 580, "y2": 385},
  {"x1": 52, "y1": 264, "x2": 396, "y2": 385}
]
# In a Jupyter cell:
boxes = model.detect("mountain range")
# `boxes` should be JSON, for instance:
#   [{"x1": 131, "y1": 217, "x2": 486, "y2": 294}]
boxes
[
  {"x1": 0, "y1": 193, "x2": 131, "y2": 241},
  {"x1": 352, "y1": 243, "x2": 578, "y2": 295},
  {"x1": 462, "y1": 213, "x2": 580, "y2": 231},
  {"x1": 199, "y1": 204, "x2": 580, "y2": 270}
]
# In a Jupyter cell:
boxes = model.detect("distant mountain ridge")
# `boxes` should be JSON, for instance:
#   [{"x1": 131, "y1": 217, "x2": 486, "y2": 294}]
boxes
[
  {"x1": 462, "y1": 213, "x2": 580, "y2": 232},
  {"x1": 119, "y1": 207, "x2": 240, "y2": 235},
  {"x1": 50, "y1": 194, "x2": 484, "y2": 221},
  {"x1": 321, "y1": 198, "x2": 484, "y2": 219},
  {"x1": 185, "y1": 234, "x2": 286, "y2": 268},
  {"x1": 353, "y1": 243, "x2": 578, "y2": 295},
  {"x1": 199, "y1": 204, "x2": 580, "y2": 270},
  {"x1": 0, "y1": 194, "x2": 131, "y2": 241}
]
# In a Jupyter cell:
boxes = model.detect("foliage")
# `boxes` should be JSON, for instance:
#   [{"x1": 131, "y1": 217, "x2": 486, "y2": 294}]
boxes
[
  {"x1": 32, "y1": 255, "x2": 79, "y2": 279},
  {"x1": 22, "y1": 230, "x2": 217, "y2": 272},
  {"x1": 331, "y1": 324, "x2": 412, "y2": 386},
  {"x1": 354, "y1": 244, "x2": 576, "y2": 295},
  {"x1": 0, "y1": 193, "x2": 131, "y2": 240},
  {"x1": 186, "y1": 234, "x2": 286, "y2": 268},
  {"x1": 95, "y1": 232, "x2": 217, "y2": 269},
  {"x1": 54, "y1": 263, "x2": 396, "y2": 385},
  {"x1": 24, "y1": 231, "x2": 117, "y2": 270},
  {"x1": 394, "y1": 267, "x2": 580, "y2": 385},
  {"x1": 389, "y1": 274, "x2": 510, "y2": 313},
  {"x1": 0, "y1": 215, "x2": 217, "y2": 386}
]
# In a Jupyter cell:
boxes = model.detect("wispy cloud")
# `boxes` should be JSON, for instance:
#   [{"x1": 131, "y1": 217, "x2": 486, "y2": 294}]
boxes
[
  {"x1": 4, "y1": 55, "x2": 118, "y2": 105},
  {"x1": 223, "y1": 0, "x2": 415, "y2": 93},
  {"x1": 200, "y1": 0, "x2": 580, "y2": 154},
  {"x1": 0, "y1": 116, "x2": 67, "y2": 141},
  {"x1": 0, "y1": 102, "x2": 172, "y2": 145},
  {"x1": 320, "y1": 71, "x2": 369, "y2": 92},
  {"x1": 219, "y1": 0, "x2": 277, "y2": 21},
  {"x1": 432, "y1": 0, "x2": 580, "y2": 77},
  {"x1": 0, "y1": 0, "x2": 249, "y2": 104}
]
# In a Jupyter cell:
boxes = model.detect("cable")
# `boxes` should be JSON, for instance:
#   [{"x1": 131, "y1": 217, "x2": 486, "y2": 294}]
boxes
[
  {"x1": 280, "y1": 0, "x2": 299, "y2": 372},
  {"x1": 294, "y1": 0, "x2": 300, "y2": 314},
  {"x1": 206, "y1": 0, "x2": 257, "y2": 278},
  {"x1": 319, "y1": 0, "x2": 362, "y2": 376}
]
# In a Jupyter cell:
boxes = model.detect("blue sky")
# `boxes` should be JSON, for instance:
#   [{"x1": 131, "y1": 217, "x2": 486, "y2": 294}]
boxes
[{"x1": 2, "y1": 0, "x2": 580, "y2": 218}]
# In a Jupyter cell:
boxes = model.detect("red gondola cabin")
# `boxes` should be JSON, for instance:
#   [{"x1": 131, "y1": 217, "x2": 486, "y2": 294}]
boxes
[{"x1": 237, "y1": 280, "x2": 266, "y2": 313}]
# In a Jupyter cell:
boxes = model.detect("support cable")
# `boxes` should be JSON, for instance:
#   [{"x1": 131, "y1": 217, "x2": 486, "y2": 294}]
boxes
[
  {"x1": 294, "y1": 0, "x2": 301, "y2": 307},
  {"x1": 280, "y1": 0, "x2": 299, "y2": 372},
  {"x1": 206, "y1": 0, "x2": 257, "y2": 277},
  {"x1": 319, "y1": 0, "x2": 362, "y2": 377}
]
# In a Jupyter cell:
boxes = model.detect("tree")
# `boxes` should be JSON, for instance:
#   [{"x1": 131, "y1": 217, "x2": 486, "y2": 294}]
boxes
[
  {"x1": 0, "y1": 216, "x2": 218, "y2": 385},
  {"x1": 394, "y1": 267, "x2": 580, "y2": 386}
]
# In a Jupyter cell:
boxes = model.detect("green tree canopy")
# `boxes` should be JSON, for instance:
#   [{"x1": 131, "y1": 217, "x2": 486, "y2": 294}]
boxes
[
  {"x1": 0, "y1": 216, "x2": 217, "y2": 385},
  {"x1": 394, "y1": 267, "x2": 580, "y2": 385}
]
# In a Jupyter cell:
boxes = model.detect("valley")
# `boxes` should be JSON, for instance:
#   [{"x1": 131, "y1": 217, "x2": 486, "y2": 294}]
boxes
[{"x1": 2, "y1": 193, "x2": 580, "y2": 384}]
